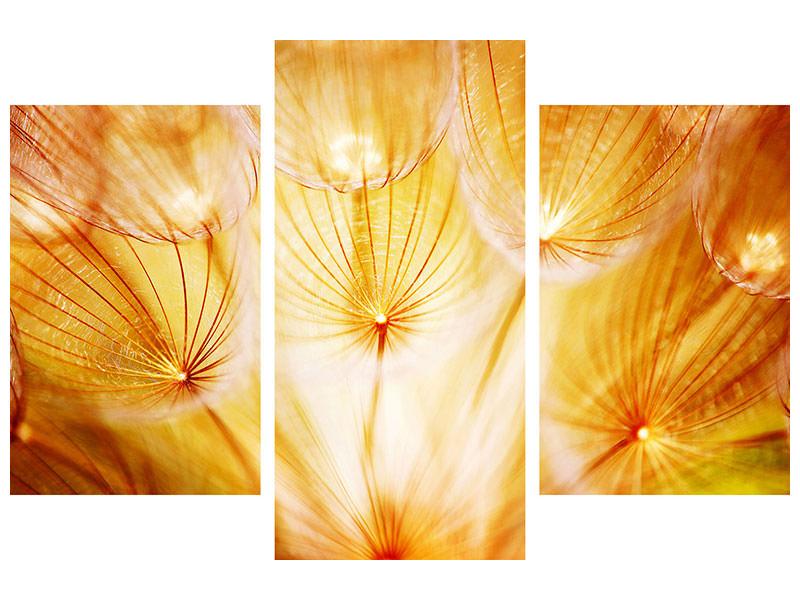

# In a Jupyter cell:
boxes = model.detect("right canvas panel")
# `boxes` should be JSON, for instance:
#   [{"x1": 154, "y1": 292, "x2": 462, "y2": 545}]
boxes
[{"x1": 540, "y1": 105, "x2": 789, "y2": 494}]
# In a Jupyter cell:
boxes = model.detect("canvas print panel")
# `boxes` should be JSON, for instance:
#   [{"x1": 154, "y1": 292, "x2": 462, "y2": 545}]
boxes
[
  {"x1": 275, "y1": 40, "x2": 525, "y2": 558},
  {"x1": 10, "y1": 105, "x2": 260, "y2": 494},
  {"x1": 540, "y1": 105, "x2": 789, "y2": 494}
]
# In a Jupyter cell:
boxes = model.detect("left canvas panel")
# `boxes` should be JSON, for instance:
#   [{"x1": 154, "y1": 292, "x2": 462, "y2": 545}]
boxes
[{"x1": 10, "y1": 106, "x2": 260, "y2": 494}]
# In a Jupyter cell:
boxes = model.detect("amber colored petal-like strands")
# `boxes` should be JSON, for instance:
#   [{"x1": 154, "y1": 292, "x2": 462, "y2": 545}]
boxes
[
  {"x1": 277, "y1": 279, "x2": 523, "y2": 558},
  {"x1": 10, "y1": 105, "x2": 261, "y2": 496},
  {"x1": 275, "y1": 40, "x2": 525, "y2": 557}
]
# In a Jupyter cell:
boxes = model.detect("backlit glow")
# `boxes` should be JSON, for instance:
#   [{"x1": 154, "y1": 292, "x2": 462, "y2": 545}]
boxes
[{"x1": 739, "y1": 231, "x2": 785, "y2": 273}]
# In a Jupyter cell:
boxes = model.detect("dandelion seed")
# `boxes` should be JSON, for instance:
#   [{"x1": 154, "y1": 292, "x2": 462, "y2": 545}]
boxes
[
  {"x1": 275, "y1": 41, "x2": 525, "y2": 557},
  {"x1": 10, "y1": 105, "x2": 261, "y2": 496}
]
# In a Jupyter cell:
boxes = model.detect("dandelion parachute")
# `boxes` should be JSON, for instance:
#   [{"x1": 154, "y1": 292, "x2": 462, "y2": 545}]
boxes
[
  {"x1": 275, "y1": 40, "x2": 526, "y2": 558},
  {"x1": 11, "y1": 198, "x2": 253, "y2": 421},
  {"x1": 276, "y1": 144, "x2": 500, "y2": 378},
  {"x1": 541, "y1": 211, "x2": 788, "y2": 494}
]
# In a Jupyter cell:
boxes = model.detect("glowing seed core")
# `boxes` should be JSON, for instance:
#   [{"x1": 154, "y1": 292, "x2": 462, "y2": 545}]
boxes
[
  {"x1": 177, "y1": 372, "x2": 188, "y2": 382},
  {"x1": 637, "y1": 427, "x2": 649, "y2": 440},
  {"x1": 375, "y1": 313, "x2": 387, "y2": 325}
]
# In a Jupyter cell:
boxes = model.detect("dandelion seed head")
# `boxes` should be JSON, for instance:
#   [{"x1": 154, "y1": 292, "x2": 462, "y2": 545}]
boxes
[
  {"x1": 452, "y1": 41, "x2": 525, "y2": 270},
  {"x1": 275, "y1": 145, "x2": 491, "y2": 376}
]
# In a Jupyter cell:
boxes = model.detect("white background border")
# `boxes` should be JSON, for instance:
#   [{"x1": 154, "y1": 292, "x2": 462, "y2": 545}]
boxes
[{"x1": 2, "y1": 1, "x2": 796, "y2": 598}]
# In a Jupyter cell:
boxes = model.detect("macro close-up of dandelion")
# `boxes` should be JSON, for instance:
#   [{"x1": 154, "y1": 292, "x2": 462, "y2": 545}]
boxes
[
  {"x1": 276, "y1": 40, "x2": 525, "y2": 558},
  {"x1": 6, "y1": 5, "x2": 800, "y2": 599},
  {"x1": 540, "y1": 105, "x2": 789, "y2": 494},
  {"x1": 10, "y1": 105, "x2": 261, "y2": 494}
]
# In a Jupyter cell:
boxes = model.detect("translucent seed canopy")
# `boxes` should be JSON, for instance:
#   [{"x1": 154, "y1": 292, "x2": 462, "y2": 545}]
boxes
[
  {"x1": 539, "y1": 105, "x2": 709, "y2": 278},
  {"x1": 451, "y1": 40, "x2": 525, "y2": 270},
  {"x1": 692, "y1": 105, "x2": 789, "y2": 299},
  {"x1": 275, "y1": 40, "x2": 458, "y2": 192},
  {"x1": 274, "y1": 41, "x2": 525, "y2": 556},
  {"x1": 229, "y1": 104, "x2": 261, "y2": 150},
  {"x1": 10, "y1": 105, "x2": 259, "y2": 243}
]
